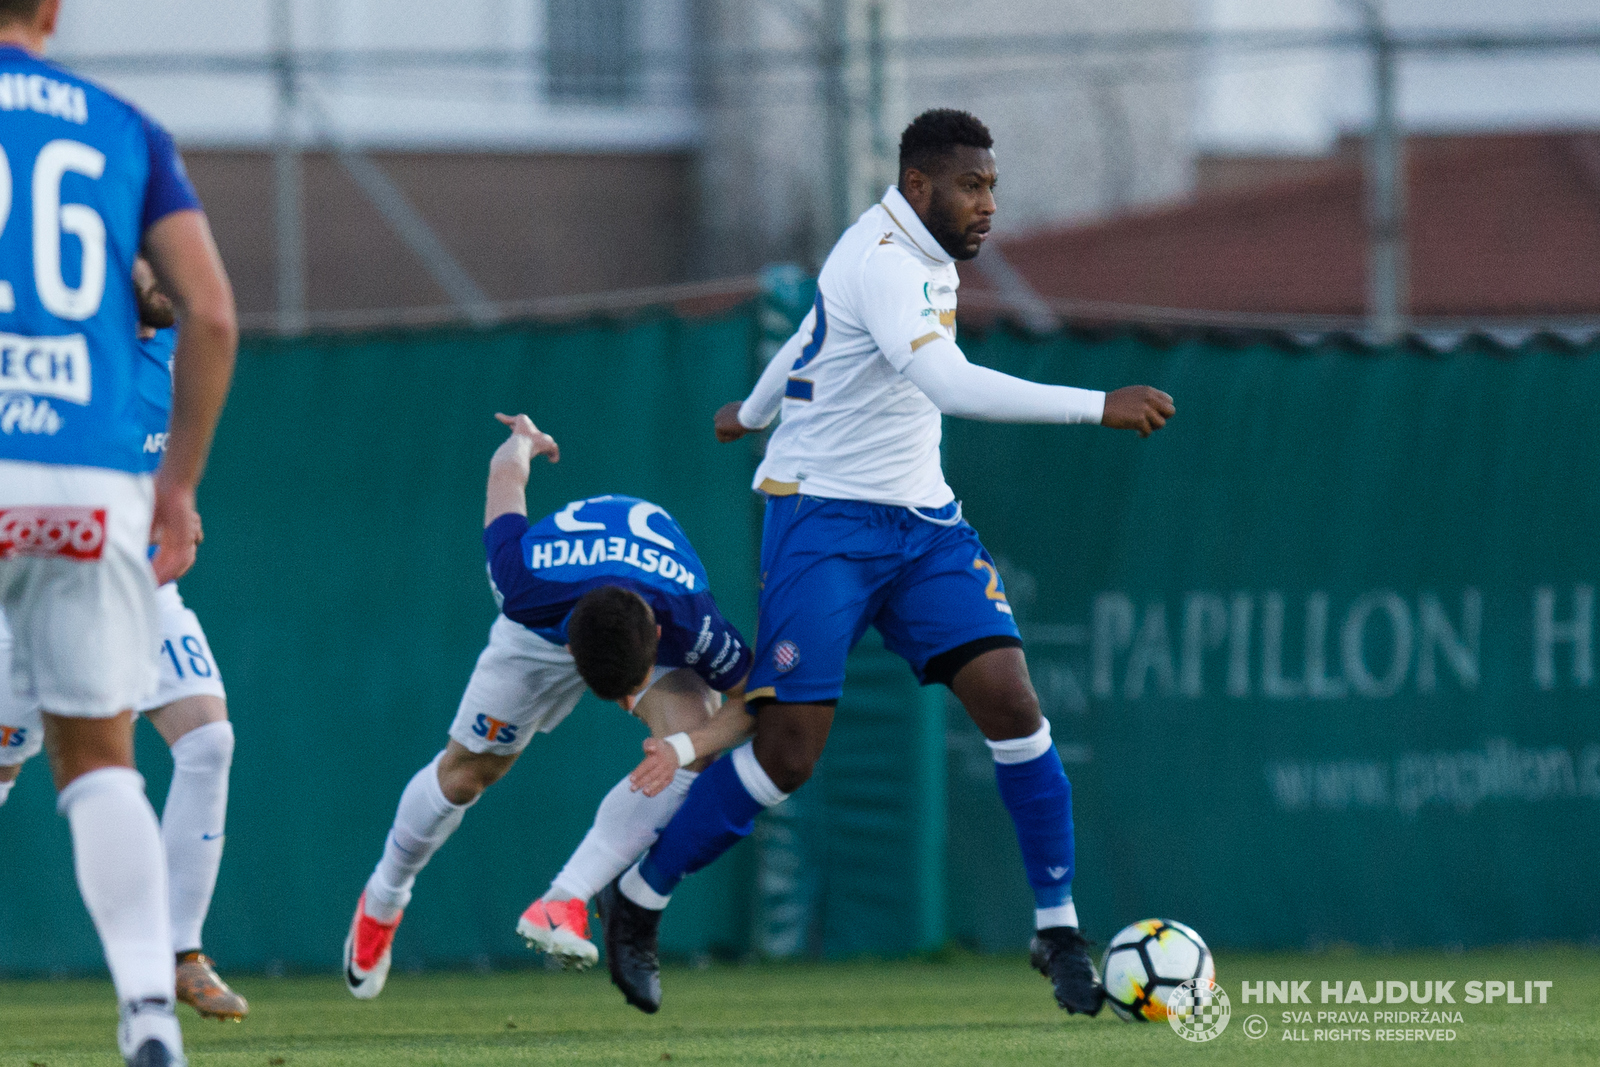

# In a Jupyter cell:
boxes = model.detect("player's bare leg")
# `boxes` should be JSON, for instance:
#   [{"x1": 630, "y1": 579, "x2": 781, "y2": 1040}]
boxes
[
  {"x1": 948, "y1": 647, "x2": 1103, "y2": 1016},
  {"x1": 144, "y1": 696, "x2": 247, "y2": 1021},
  {"x1": 531, "y1": 672, "x2": 718, "y2": 971},
  {"x1": 0, "y1": 761, "x2": 19, "y2": 805}
]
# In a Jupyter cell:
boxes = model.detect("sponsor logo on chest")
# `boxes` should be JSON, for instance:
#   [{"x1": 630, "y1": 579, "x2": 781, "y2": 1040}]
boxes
[
  {"x1": 0, "y1": 393, "x2": 62, "y2": 435},
  {"x1": 0, "y1": 333, "x2": 90, "y2": 405}
]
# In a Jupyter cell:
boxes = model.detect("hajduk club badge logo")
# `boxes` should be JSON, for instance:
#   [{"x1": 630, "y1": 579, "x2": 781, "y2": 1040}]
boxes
[
  {"x1": 1168, "y1": 977, "x2": 1231, "y2": 1042},
  {"x1": 772, "y1": 640, "x2": 801, "y2": 673}
]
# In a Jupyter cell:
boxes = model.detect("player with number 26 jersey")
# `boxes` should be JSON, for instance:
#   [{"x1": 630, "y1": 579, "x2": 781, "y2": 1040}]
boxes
[{"x1": 0, "y1": 49, "x2": 199, "y2": 473}]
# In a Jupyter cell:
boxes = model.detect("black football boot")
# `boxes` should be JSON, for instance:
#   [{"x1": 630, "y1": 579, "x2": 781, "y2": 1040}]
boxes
[
  {"x1": 1030, "y1": 926, "x2": 1105, "y2": 1015},
  {"x1": 598, "y1": 876, "x2": 663, "y2": 1014}
]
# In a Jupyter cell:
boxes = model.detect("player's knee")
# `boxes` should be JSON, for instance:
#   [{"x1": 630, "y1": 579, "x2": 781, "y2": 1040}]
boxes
[
  {"x1": 758, "y1": 746, "x2": 817, "y2": 794},
  {"x1": 437, "y1": 748, "x2": 511, "y2": 805},
  {"x1": 170, "y1": 720, "x2": 234, "y2": 775},
  {"x1": 752, "y1": 729, "x2": 821, "y2": 793},
  {"x1": 972, "y1": 680, "x2": 1043, "y2": 741}
]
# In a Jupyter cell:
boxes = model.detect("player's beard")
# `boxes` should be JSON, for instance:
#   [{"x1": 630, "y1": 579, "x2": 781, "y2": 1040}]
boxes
[{"x1": 925, "y1": 187, "x2": 982, "y2": 262}]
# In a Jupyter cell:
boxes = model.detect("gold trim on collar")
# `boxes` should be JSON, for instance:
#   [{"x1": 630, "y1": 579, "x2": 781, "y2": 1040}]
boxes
[
  {"x1": 747, "y1": 687, "x2": 778, "y2": 701},
  {"x1": 910, "y1": 332, "x2": 943, "y2": 353},
  {"x1": 878, "y1": 200, "x2": 943, "y2": 263}
]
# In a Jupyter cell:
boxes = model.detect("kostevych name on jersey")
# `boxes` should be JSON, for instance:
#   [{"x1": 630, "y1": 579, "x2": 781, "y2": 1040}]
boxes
[{"x1": 526, "y1": 535, "x2": 698, "y2": 590}]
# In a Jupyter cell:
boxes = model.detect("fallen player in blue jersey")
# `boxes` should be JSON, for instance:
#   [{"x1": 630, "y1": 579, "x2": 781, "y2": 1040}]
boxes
[{"x1": 344, "y1": 413, "x2": 754, "y2": 999}]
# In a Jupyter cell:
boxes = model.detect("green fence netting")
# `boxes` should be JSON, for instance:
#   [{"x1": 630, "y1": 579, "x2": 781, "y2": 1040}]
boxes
[{"x1": 2, "y1": 289, "x2": 1596, "y2": 974}]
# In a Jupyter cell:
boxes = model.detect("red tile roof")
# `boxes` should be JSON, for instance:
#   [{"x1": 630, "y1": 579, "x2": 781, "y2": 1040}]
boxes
[{"x1": 968, "y1": 132, "x2": 1600, "y2": 319}]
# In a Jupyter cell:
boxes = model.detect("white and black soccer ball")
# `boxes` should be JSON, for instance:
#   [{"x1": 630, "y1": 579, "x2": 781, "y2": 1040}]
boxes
[{"x1": 1100, "y1": 919, "x2": 1214, "y2": 1022}]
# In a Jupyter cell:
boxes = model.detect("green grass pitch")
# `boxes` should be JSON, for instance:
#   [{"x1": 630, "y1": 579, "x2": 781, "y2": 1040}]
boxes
[{"x1": 2, "y1": 947, "x2": 1596, "y2": 1065}]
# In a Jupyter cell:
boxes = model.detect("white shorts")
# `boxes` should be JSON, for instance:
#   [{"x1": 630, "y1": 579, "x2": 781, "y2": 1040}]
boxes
[
  {"x1": 447, "y1": 614, "x2": 673, "y2": 756},
  {"x1": 134, "y1": 582, "x2": 225, "y2": 713},
  {"x1": 0, "y1": 460, "x2": 159, "y2": 717},
  {"x1": 0, "y1": 612, "x2": 41, "y2": 766},
  {"x1": 0, "y1": 582, "x2": 224, "y2": 767}
]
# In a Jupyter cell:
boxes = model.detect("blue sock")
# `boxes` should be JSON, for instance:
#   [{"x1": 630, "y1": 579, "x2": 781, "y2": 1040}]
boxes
[
  {"x1": 638, "y1": 752, "x2": 766, "y2": 898},
  {"x1": 994, "y1": 747, "x2": 1076, "y2": 916}
]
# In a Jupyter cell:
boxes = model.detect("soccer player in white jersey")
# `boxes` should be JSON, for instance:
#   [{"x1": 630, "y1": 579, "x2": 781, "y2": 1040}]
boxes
[
  {"x1": 344, "y1": 412, "x2": 755, "y2": 1002},
  {"x1": 603, "y1": 109, "x2": 1174, "y2": 1016},
  {"x1": 0, "y1": 264, "x2": 246, "y2": 1021},
  {"x1": 0, "y1": 2, "x2": 237, "y2": 1063}
]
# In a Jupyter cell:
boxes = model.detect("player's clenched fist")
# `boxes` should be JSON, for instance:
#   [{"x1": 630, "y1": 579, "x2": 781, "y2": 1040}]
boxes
[
  {"x1": 150, "y1": 475, "x2": 203, "y2": 585},
  {"x1": 1101, "y1": 386, "x2": 1175, "y2": 438},
  {"x1": 713, "y1": 401, "x2": 749, "y2": 444}
]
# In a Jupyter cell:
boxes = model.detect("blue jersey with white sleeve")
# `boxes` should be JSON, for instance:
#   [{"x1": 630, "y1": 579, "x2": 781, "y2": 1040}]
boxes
[
  {"x1": 133, "y1": 327, "x2": 173, "y2": 473},
  {"x1": 484, "y1": 494, "x2": 753, "y2": 691},
  {"x1": 0, "y1": 46, "x2": 200, "y2": 474}
]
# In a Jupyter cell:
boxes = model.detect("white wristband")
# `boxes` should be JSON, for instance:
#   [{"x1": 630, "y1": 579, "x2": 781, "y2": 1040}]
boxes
[{"x1": 663, "y1": 732, "x2": 696, "y2": 768}]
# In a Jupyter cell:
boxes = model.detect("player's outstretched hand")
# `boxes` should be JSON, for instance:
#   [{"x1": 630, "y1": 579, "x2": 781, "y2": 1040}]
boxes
[
  {"x1": 150, "y1": 475, "x2": 202, "y2": 584},
  {"x1": 494, "y1": 412, "x2": 560, "y2": 464},
  {"x1": 629, "y1": 737, "x2": 680, "y2": 797},
  {"x1": 1101, "y1": 386, "x2": 1175, "y2": 438},
  {"x1": 714, "y1": 401, "x2": 750, "y2": 444}
]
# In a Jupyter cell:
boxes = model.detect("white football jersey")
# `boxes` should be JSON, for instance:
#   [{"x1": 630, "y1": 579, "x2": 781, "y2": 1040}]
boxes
[{"x1": 751, "y1": 187, "x2": 961, "y2": 509}]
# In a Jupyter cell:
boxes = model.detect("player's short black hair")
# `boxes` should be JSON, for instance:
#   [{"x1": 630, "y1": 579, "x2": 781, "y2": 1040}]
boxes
[
  {"x1": 898, "y1": 109, "x2": 994, "y2": 183},
  {"x1": 568, "y1": 586, "x2": 658, "y2": 701},
  {"x1": 0, "y1": 0, "x2": 47, "y2": 25}
]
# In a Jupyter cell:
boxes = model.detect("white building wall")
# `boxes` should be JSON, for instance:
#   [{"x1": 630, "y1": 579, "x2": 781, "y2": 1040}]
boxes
[
  {"x1": 1198, "y1": 0, "x2": 1600, "y2": 154},
  {"x1": 49, "y1": 0, "x2": 699, "y2": 150}
]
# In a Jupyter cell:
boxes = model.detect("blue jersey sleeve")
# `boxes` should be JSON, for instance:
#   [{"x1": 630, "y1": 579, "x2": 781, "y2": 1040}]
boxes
[
  {"x1": 139, "y1": 115, "x2": 201, "y2": 233},
  {"x1": 657, "y1": 592, "x2": 753, "y2": 692},
  {"x1": 484, "y1": 512, "x2": 532, "y2": 607}
]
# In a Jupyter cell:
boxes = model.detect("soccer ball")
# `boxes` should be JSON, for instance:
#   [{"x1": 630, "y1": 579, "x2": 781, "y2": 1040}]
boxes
[{"x1": 1100, "y1": 919, "x2": 1214, "y2": 1022}]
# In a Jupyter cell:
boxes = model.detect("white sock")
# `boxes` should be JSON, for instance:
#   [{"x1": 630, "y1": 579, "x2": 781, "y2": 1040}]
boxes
[
  {"x1": 1036, "y1": 901, "x2": 1079, "y2": 930},
  {"x1": 162, "y1": 720, "x2": 233, "y2": 954},
  {"x1": 364, "y1": 752, "x2": 472, "y2": 922},
  {"x1": 0, "y1": 778, "x2": 13, "y2": 806},
  {"x1": 547, "y1": 768, "x2": 697, "y2": 902},
  {"x1": 57, "y1": 767, "x2": 176, "y2": 1007}
]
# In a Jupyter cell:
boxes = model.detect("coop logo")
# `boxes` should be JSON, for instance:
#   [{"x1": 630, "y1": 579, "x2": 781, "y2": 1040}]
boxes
[
  {"x1": 773, "y1": 640, "x2": 801, "y2": 673},
  {"x1": 1168, "y1": 978, "x2": 1230, "y2": 1042},
  {"x1": 0, "y1": 507, "x2": 105, "y2": 560},
  {"x1": 0, "y1": 725, "x2": 26, "y2": 748},
  {"x1": 471, "y1": 714, "x2": 518, "y2": 745}
]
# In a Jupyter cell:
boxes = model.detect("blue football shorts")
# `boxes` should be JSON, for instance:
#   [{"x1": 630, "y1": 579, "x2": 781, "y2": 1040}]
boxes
[{"x1": 746, "y1": 495, "x2": 1023, "y2": 704}]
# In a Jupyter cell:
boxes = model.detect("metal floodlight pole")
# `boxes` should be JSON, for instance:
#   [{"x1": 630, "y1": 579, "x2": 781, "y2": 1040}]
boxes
[
  {"x1": 821, "y1": 0, "x2": 853, "y2": 258},
  {"x1": 1361, "y1": 5, "x2": 1407, "y2": 342},
  {"x1": 272, "y1": 0, "x2": 306, "y2": 335},
  {"x1": 865, "y1": 2, "x2": 889, "y2": 207}
]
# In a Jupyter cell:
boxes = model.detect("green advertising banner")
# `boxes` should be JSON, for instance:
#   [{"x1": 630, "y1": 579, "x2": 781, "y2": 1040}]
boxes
[
  {"x1": 1, "y1": 291, "x2": 1595, "y2": 975},
  {"x1": 938, "y1": 327, "x2": 1599, "y2": 953},
  {"x1": 0, "y1": 310, "x2": 760, "y2": 975}
]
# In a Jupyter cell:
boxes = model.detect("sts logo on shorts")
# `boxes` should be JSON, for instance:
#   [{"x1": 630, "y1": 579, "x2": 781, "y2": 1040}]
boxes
[
  {"x1": 471, "y1": 714, "x2": 519, "y2": 745},
  {"x1": 772, "y1": 640, "x2": 801, "y2": 673},
  {"x1": 0, "y1": 725, "x2": 25, "y2": 748}
]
